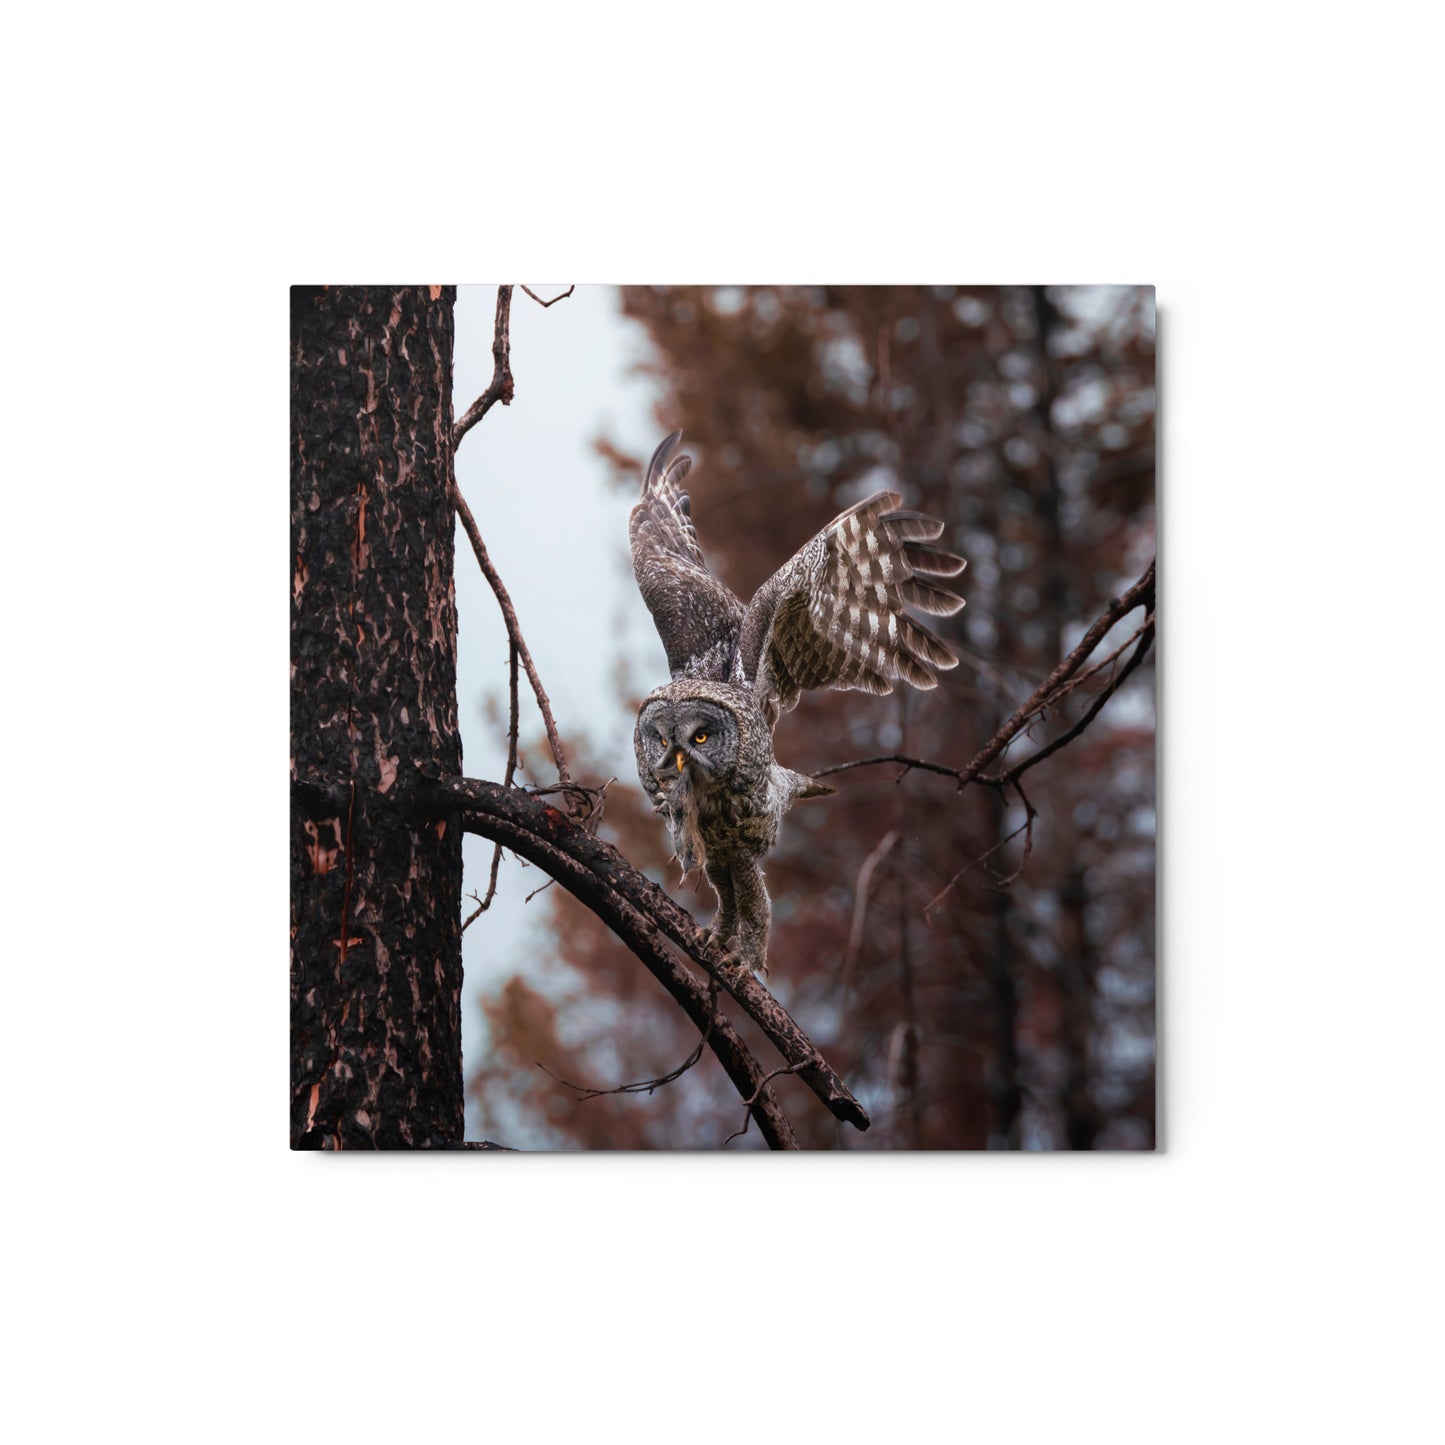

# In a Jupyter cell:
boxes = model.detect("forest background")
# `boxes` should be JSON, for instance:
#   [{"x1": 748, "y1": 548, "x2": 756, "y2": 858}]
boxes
[{"x1": 453, "y1": 284, "x2": 1155, "y2": 1150}]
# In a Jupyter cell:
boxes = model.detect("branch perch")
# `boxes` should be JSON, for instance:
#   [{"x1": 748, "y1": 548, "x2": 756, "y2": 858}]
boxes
[{"x1": 419, "y1": 775, "x2": 870, "y2": 1134}]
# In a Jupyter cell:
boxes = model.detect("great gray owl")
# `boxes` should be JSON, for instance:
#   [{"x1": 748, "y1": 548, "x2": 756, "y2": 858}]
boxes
[{"x1": 631, "y1": 431, "x2": 966, "y2": 977}]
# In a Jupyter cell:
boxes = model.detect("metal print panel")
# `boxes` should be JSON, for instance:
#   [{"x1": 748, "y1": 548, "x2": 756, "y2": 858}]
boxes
[{"x1": 290, "y1": 284, "x2": 1156, "y2": 1150}]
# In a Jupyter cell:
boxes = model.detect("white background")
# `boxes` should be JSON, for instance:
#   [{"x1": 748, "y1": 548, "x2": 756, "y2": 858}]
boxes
[{"x1": 5, "y1": 3, "x2": 1440, "y2": 1442}]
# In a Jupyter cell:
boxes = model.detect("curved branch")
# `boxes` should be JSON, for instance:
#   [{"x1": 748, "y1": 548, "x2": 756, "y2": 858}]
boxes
[
  {"x1": 520, "y1": 284, "x2": 576, "y2": 309},
  {"x1": 441, "y1": 778, "x2": 797, "y2": 1147},
  {"x1": 419, "y1": 775, "x2": 870, "y2": 1134}
]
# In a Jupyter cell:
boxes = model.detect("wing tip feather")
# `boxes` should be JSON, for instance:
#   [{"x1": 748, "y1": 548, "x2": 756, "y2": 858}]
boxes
[{"x1": 644, "y1": 430, "x2": 686, "y2": 493}]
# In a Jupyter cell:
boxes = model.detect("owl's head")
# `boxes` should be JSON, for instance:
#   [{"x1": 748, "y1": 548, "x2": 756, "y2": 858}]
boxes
[{"x1": 636, "y1": 691, "x2": 743, "y2": 790}]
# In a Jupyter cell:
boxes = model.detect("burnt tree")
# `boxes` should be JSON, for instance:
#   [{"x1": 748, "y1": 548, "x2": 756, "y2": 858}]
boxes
[{"x1": 290, "y1": 286, "x2": 465, "y2": 1148}]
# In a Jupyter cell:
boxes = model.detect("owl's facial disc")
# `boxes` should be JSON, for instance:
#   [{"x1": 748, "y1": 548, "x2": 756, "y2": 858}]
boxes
[{"x1": 639, "y1": 697, "x2": 735, "y2": 785}]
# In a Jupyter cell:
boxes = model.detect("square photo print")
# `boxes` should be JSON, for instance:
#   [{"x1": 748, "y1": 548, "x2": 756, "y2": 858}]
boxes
[{"x1": 290, "y1": 284, "x2": 1156, "y2": 1150}]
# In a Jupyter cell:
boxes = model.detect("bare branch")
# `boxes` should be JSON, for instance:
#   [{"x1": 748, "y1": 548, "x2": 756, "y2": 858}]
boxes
[
  {"x1": 815, "y1": 559, "x2": 1155, "y2": 793},
  {"x1": 958, "y1": 559, "x2": 1154, "y2": 787},
  {"x1": 503, "y1": 640, "x2": 520, "y2": 788},
  {"x1": 986, "y1": 780, "x2": 1038, "y2": 889},
  {"x1": 724, "y1": 1054, "x2": 823, "y2": 1146},
  {"x1": 452, "y1": 485, "x2": 571, "y2": 783},
  {"x1": 419, "y1": 775, "x2": 870, "y2": 1135},
  {"x1": 524, "y1": 778, "x2": 614, "y2": 831},
  {"x1": 434, "y1": 779, "x2": 799, "y2": 1148},
  {"x1": 815, "y1": 753, "x2": 965, "y2": 784},
  {"x1": 520, "y1": 284, "x2": 576, "y2": 309},
  {"x1": 539, "y1": 981, "x2": 720, "y2": 1104},
  {"x1": 453, "y1": 286, "x2": 514, "y2": 448},
  {"x1": 462, "y1": 881, "x2": 496, "y2": 933},
  {"x1": 984, "y1": 618, "x2": 1154, "y2": 788},
  {"x1": 924, "y1": 780, "x2": 1038, "y2": 918},
  {"x1": 472, "y1": 640, "x2": 522, "y2": 923}
]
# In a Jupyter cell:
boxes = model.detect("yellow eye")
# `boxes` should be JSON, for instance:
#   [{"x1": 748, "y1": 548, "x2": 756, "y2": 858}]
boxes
[{"x1": 693, "y1": 731, "x2": 708, "y2": 745}]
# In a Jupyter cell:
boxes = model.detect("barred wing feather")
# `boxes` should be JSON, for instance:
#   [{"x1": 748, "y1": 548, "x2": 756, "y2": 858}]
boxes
[{"x1": 741, "y1": 491, "x2": 966, "y2": 719}]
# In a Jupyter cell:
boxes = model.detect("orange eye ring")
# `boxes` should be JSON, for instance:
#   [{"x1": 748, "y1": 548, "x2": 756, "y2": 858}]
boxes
[{"x1": 692, "y1": 731, "x2": 708, "y2": 745}]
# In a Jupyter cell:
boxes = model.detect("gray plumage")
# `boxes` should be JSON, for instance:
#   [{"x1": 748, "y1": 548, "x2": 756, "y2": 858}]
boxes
[{"x1": 630, "y1": 431, "x2": 965, "y2": 976}]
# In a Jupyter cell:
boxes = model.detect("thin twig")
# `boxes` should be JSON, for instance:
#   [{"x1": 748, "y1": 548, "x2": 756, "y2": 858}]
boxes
[
  {"x1": 461, "y1": 884, "x2": 495, "y2": 934},
  {"x1": 724, "y1": 1054, "x2": 823, "y2": 1146},
  {"x1": 525, "y1": 777, "x2": 613, "y2": 832},
  {"x1": 814, "y1": 559, "x2": 1155, "y2": 793},
  {"x1": 922, "y1": 813, "x2": 1034, "y2": 920},
  {"x1": 984, "y1": 618, "x2": 1154, "y2": 788},
  {"x1": 815, "y1": 753, "x2": 965, "y2": 783},
  {"x1": 452, "y1": 486, "x2": 571, "y2": 783},
  {"x1": 448, "y1": 287, "x2": 570, "y2": 781},
  {"x1": 469, "y1": 639, "x2": 523, "y2": 921},
  {"x1": 453, "y1": 286, "x2": 514, "y2": 449},
  {"x1": 984, "y1": 779, "x2": 1038, "y2": 890},
  {"x1": 520, "y1": 284, "x2": 576, "y2": 309},
  {"x1": 955, "y1": 560, "x2": 1154, "y2": 787},
  {"x1": 538, "y1": 982, "x2": 720, "y2": 1104}
]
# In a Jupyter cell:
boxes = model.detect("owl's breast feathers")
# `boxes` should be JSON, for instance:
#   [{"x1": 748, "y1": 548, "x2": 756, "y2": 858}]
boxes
[{"x1": 636, "y1": 677, "x2": 836, "y2": 878}]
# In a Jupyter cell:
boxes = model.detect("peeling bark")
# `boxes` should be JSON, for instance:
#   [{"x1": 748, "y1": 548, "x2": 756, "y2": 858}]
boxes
[{"x1": 290, "y1": 286, "x2": 463, "y2": 1149}]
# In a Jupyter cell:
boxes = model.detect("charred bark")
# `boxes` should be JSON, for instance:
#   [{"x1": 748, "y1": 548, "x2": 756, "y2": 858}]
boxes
[{"x1": 290, "y1": 285, "x2": 464, "y2": 1149}]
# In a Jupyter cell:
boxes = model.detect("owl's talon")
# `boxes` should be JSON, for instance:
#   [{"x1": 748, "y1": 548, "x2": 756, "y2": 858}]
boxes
[
  {"x1": 720, "y1": 952, "x2": 751, "y2": 983},
  {"x1": 715, "y1": 944, "x2": 765, "y2": 983}
]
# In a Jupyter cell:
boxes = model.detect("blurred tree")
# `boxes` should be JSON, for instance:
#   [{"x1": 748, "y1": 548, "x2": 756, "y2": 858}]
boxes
[{"x1": 471, "y1": 285, "x2": 1156, "y2": 1149}]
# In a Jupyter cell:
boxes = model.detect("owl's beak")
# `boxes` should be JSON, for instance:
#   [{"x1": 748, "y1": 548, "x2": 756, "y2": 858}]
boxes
[{"x1": 674, "y1": 749, "x2": 686, "y2": 772}]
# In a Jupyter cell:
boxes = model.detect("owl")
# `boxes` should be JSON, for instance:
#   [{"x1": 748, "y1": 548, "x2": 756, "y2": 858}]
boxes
[{"x1": 631, "y1": 431, "x2": 966, "y2": 977}]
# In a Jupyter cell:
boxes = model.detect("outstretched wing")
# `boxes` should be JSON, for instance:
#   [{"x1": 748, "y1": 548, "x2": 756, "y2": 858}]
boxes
[
  {"x1": 629, "y1": 432, "x2": 745, "y2": 681},
  {"x1": 739, "y1": 491, "x2": 966, "y2": 722}
]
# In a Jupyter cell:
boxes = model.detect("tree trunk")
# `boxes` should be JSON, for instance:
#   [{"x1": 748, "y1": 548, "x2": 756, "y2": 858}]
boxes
[{"x1": 289, "y1": 285, "x2": 464, "y2": 1149}]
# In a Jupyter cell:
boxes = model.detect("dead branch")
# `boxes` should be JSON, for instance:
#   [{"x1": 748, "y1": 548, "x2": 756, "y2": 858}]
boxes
[
  {"x1": 524, "y1": 777, "x2": 613, "y2": 832},
  {"x1": 462, "y1": 641, "x2": 520, "y2": 932},
  {"x1": 452, "y1": 485, "x2": 571, "y2": 783},
  {"x1": 963, "y1": 560, "x2": 1154, "y2": 786},
  {"x1": 453, "y1": 286, "x2": 515, "y2": 448},
  {"x1": 449, "y1": 284, "x2": 571, "y2": 782},
  {"x1": 419, "y1": 774, "x2": 870, "y2": 1135},
  {"x1": 924, "y1": 780, "x2": 1038, "y2": 918},
  {"x1": 985, "y1": 620, "x2": 1154, "y2": 788},
  {"x1": 815, "y1": 559, "x2": 1155, "y2": 794},
  {"x1": 724, "y1": 1054, "x2": 823, "y2": 1146},
  {"x1": 432, "y1": 775, "x2": 799, "y2": 1147},
  {"x1": 539, "y1": 981, "x2": 720, "y2": 1104},
  {"x1": 520, "y1": 284, "x2": 576, "y2": 309},
  {"x1": 985, "y1": 780, "x2": 1038, "y2": 889}
]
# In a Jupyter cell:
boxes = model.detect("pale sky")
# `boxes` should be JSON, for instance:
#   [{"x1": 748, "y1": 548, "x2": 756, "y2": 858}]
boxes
[{"x1": 451, "y1": 284, "x2": 665, "y2": 1141}]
